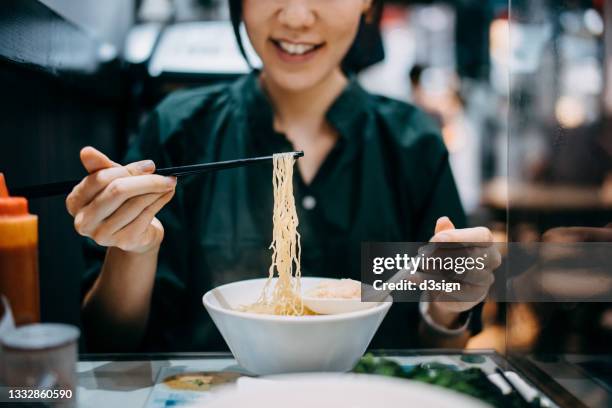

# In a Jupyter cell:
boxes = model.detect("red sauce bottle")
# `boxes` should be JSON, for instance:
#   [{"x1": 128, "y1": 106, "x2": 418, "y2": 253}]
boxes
[{"x1": 0, "y1": 173, "x2": 39, "y2": 325}]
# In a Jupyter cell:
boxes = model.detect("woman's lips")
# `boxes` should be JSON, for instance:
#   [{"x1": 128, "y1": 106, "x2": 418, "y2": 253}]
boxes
[{"x1": 270, "y1": 39, "x2": 324, "y2": 64}]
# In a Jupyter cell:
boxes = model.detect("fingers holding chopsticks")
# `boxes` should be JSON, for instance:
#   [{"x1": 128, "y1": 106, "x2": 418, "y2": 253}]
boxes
[
  {"x1": 66, "y1": 147, "x2": 158, "y2": 216},
  {"x1": 66, "y1": 146, "x2": 177, "y2": 254},
  {"x1": 74, "y1": 174, "x2": 176, "y2": 232}
]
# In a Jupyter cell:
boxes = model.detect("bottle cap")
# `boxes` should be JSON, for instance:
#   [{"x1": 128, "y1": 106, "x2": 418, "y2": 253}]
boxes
[{"x1": 0, "y1": 173, "x2": 29, "y2": 216}]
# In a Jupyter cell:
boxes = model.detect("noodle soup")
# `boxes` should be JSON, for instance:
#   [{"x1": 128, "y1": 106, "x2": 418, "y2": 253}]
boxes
[
  {"x1": 203, "y1": 278, "x2": 392, "y2": 374},
  {"x1": 204, "y1": 157, "x2": 393, "y2": 374}
]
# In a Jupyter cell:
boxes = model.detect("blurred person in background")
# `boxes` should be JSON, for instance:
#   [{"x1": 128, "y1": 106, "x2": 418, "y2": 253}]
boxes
[{"x1": 67, "y1": 0, "x2": 500, "y2": 352}]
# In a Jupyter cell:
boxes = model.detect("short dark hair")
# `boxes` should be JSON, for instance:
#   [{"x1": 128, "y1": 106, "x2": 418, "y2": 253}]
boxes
[{"x1": 228, "y1": 0, "x2": 384, "y2": 73}]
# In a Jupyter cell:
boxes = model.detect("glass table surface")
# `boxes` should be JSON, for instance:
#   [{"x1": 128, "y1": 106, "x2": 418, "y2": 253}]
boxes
[{"x1": 74, "y1": 349, "x2": 610, "y2": 408}]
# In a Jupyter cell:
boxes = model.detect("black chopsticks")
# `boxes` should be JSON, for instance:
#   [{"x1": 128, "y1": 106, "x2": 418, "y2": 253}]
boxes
[{"x1": 11, "y1": 151, "x2": 304, "y2": 199}]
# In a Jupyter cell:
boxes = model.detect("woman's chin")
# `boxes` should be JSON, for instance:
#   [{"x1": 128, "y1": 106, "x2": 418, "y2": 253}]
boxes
[{"x1": 263, "y1": 70, "x2": 333, "y2": 94}]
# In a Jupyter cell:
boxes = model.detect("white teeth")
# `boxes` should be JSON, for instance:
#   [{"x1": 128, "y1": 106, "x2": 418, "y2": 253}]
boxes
[{"x1": 278, "y1": 41, "x2": 316, "y2": 55}]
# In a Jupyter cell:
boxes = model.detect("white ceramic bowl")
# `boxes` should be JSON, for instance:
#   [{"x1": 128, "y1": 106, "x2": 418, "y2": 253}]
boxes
[{"x1": 203, "y1": 278, "x2": 392, "y2": 375}]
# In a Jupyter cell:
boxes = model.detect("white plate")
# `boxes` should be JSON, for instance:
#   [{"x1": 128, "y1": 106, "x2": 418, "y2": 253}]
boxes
[{"x1": 204, "y1": 374, "x2": 491, "y2": 408}]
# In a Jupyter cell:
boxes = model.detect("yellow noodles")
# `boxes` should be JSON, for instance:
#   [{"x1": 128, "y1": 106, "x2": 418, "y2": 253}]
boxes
[{"x1": 242, "y1": 153, "x2": 304, "y2": 316}]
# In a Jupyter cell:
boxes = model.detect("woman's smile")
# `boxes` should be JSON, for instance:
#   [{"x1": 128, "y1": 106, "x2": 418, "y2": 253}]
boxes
[{"x1": 269, "y1": 38, "x2": 326, "y2": 64}]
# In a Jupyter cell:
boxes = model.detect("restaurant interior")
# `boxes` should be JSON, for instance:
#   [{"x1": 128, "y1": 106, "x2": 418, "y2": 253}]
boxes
[{"x1": 0, "y1": 0, "x2": 610, "y2": 407}]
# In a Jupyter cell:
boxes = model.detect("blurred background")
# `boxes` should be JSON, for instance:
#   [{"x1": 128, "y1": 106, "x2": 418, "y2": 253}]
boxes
[{"x1": 0, "y1": 0, "x2": 610, "y2": 366}]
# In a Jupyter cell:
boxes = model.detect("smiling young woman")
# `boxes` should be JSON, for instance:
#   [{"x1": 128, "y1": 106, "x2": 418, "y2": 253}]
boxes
[
  {"x1": 233, "y1": 0, "x2": 384, "y2": 184},
  {"x1": 72, "y1": 0, "x2": 499, "y2": 352}
]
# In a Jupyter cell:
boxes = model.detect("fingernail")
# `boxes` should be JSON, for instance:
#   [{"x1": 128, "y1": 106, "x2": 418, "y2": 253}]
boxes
[
  {"x1": 166, "y1": 176, "x2": 177, "y2": 187},
  {"x1": 139, "y1": 160, "x2": 155, "y2": 172}
]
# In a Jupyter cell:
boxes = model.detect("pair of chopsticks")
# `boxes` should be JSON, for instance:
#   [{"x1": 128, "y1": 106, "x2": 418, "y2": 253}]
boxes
[{"x1": 11, "y1": 151, "x2": 304, "y2": 199}]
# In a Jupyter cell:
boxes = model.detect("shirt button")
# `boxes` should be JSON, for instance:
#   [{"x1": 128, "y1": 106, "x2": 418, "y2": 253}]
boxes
[{"x1": 302, "y1": 195, "x2": 317, "y2": 210}]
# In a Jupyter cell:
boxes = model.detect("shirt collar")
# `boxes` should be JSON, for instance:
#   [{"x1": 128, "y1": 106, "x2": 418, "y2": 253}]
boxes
[{"x1": 234, "y1": 70, "x2": 371, "y2": 146}]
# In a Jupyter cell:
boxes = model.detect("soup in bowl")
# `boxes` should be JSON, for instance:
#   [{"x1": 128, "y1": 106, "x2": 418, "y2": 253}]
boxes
[{"x1": 202, "y1": 277, "x2": 392, "y2": 375}]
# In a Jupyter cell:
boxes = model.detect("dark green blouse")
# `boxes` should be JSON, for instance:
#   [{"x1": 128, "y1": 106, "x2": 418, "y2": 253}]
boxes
[{"x1": 83, "y1": 71, "x2": 466, "y2": 351}]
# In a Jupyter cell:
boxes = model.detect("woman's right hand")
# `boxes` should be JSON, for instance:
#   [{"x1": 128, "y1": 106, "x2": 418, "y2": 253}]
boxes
[{"x1": 66, "y1": 146, "x2": 177, "y2": 254}]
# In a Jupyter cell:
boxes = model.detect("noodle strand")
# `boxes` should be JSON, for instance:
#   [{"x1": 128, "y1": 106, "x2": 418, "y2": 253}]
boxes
[{"x1": 243, "y1": 153, "x2": 303, "y2": 316}]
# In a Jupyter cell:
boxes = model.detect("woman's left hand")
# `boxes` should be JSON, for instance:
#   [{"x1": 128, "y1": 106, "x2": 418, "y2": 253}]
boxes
[{"x1": 424, "y1": 217, "x2": 502, "y2": 329}]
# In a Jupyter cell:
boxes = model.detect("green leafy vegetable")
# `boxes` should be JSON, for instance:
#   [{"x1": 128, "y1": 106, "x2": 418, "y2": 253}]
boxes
[{"x1": 353, "y1": 354, "x2": 541, "y2": 408}]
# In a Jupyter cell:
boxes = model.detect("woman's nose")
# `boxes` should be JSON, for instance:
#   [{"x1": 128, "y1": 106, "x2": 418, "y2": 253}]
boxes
[{"x1": 278, "y1": 0, "x2": 316, "y2": 30}]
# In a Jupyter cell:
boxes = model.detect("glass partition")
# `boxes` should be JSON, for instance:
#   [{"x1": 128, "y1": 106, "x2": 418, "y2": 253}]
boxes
[{"x1": 506, "y1": 0, "x2": 611, "y2": 406}]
